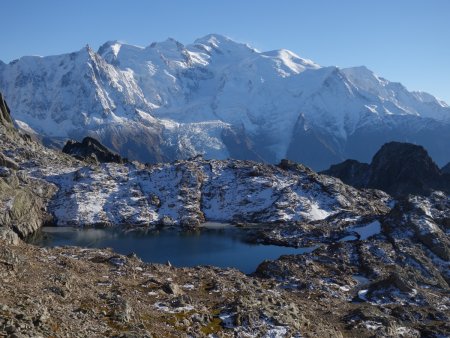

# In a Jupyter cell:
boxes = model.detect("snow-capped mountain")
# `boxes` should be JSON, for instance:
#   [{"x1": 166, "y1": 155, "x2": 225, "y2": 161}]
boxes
[{"x1": 1, "y1": 34, "x2": 449, "y2": 169}]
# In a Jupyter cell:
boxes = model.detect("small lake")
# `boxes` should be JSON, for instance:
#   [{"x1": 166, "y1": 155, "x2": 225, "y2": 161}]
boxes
[{"x1": 27, "y1": 224, "x2": 315, "y2": 274}]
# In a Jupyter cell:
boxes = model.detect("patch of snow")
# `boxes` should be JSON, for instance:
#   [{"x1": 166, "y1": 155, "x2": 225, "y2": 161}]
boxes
[
  {"x1": 182, "y1": 284, "x2": 195, "y2": 290},
  {"x1": 364, "y1": 320, "x2": 383, "y2": 331},
  {"x1": 219, "y1": 312, "x2": 235, "y2": 329},
  {"x1": 352, "y1": 275, "x2": 370, "y2": 286},
  {"x1": 358, "y1": 289, "x2": 369, "y2": 301},
  {"x1": 153, "y1": 302, "x2": 194, "y2": 313},
  {"x1": 350, "y1": 220, "x2": 381, "y2": 240}
]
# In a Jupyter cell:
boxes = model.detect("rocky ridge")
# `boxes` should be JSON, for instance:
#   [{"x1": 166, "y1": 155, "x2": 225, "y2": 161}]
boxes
[
  {"x1": 62, "y1": 136, "x2": 126, "y2": 164},
  {"x1": 0, "y1": 91, "x2": 389, "y2": 231},
  {"x1": 37, "y1": 158, "x2": 390, "y2": 229}
]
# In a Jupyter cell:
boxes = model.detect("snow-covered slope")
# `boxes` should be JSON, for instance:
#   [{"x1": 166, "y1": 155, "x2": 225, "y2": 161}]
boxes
[
  {"x1": 32, "y1": 158, "x2": 389, "y2": 228},
  {"x1": 1, "y1": 34, "x2": 449, "y2": 169}
]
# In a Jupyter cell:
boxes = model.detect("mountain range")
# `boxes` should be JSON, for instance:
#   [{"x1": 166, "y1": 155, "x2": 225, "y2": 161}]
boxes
[{"x1": 1, "y1": 34, "x2": 449, "y2": 170}]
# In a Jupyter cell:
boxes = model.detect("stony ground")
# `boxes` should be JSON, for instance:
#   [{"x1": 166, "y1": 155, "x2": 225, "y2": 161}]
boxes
[
  {"x1": 0, "y1": 239, "x2": 336, "y2": 337},
  {"x1": 1, "y1": 218, "x2": 449, "y2": 338}
]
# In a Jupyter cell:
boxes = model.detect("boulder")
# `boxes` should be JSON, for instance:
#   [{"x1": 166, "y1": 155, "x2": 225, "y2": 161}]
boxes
[
  {"x1": 0, "y1": 227, "x2": 20, "y2": 245},
  {"x1": 0, "y1": 171, "x2": 56, "y2": 237}
]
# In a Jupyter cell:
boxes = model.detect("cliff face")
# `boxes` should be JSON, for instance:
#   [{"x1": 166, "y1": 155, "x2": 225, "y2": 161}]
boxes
[
  {"x1": 0, "y1": 92, "x2": 13, "y2": 129},
  {"x1": 0, "y1": 170, "x2": 56, "y2": 237},
  {"x1": 320, "y1": 159, "x2": 370, "y2": 188}
]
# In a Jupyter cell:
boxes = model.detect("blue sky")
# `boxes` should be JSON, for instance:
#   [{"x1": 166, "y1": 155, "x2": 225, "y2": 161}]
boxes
[{"x1": 2, "y1": 0, "x2": 449, "y2": 102}]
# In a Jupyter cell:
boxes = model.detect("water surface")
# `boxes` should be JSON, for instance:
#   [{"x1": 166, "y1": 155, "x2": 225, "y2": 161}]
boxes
[{"x1": 28, "y1": 224, "x2": 314, "y2": 274}]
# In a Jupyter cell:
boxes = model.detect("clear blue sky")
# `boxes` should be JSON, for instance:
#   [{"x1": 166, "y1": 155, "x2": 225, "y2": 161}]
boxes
[{"x1": 2, "y1": 0, "x2": 449, "y2": 103}]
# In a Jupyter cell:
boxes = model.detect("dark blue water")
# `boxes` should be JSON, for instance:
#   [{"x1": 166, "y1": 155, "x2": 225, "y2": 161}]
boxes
[{"x1": 28, "y1": 224, "x2": 315, "y2": 273}]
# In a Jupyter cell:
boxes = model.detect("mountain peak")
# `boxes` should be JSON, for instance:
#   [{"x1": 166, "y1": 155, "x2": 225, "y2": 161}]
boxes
[
  {"x1": 261, "y1": 49, "x2": 320, "y2": 72},
  {"x1": 194, "y1": 33, "x2": 231, "y2": 45},
  {"x1": 192, "y1": 34, "x2": 256, "y2": 54},
  {"x1": 148, "y1": 37, "x2": 185, "y2": 51},
  {"x1": 322, "y1": 141, "x2": 449, "y2": 197}
]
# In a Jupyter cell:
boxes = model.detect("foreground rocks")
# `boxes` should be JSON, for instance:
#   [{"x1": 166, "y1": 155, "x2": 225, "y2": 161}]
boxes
[{"x1": 0, "y1": 240, "x2": 329, "y2": 337}]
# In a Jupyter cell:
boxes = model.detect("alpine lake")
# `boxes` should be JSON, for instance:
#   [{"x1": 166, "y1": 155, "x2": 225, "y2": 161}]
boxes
[{"x1": 26, "y1": 223, "x2": 315, "y2": 274}]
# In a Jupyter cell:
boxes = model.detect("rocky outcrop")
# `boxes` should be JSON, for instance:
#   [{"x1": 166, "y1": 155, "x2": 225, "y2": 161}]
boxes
[
  {"x1": 0, "y1": 153, "x2": 19, "y2": 170},
  {"x1": 0, "y1": 227, "x2": 20, "y2": 245},
  {"x1": 255, "y1": 193, "x2": 450, "y2": 337},
  {"x1": 322, "y1": 141, "x2": 450, "y2": 197},
  {"x1": 62, "y1": 137, "x2": 125, "y2": 164},
  {"x1": 41, "y1": 158, "x2": 390, "y2": 228},
  {"x1": 368, "y1": 142, "x2": 444, "y2": 196},
  {"x1": 0, "y1": 92, "x2": 60, "y2": 237},
  {"x1": 0, "y1": 170, "x2": 57, "y2": 237},
  {"x1": 385, "y1": 192, "x2": 450, "y2": 263}
]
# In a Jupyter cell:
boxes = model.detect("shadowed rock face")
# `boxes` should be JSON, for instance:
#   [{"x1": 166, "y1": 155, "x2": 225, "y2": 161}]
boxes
[
  {"x1": 63, "y1": 137, "x2": 125, "y2": 164},
  {"x1": 220, "y1": 127, "x2": 265, "y2": 162},
  {"x1": 0, "y1": 92, "x2": 13, "y2": 128},
  {"x1": 442, "y1": 162, "x2": 450, "y2": 174},
  {"x1": 320, "y1": 159, "x2": 370, "y2": 188},
  {"x1": 368, "y1": 142, "x2": 444, "y2": 196},
  {"x1": 322, "y1": 142, "x2": 450, "y2": 197}
]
